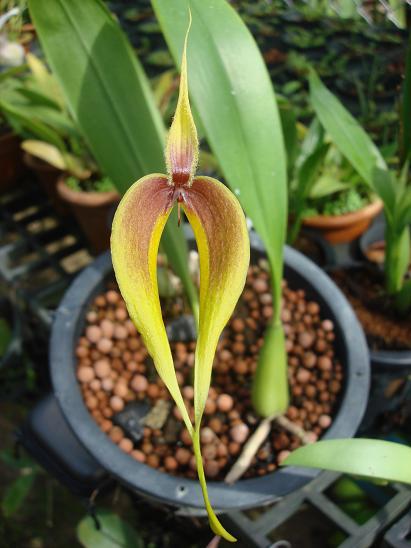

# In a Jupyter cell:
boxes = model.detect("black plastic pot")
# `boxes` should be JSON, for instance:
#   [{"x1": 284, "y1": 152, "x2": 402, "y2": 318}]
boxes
[
  {"x1": 361, "y1": 349, "x2": 411, "y2": 432},
  {"x1": 50, "y1": 231, "x2": 370, "y2": 512}
]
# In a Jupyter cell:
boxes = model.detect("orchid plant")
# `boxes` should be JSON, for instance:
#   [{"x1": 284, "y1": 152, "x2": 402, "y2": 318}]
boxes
[
  {"x1": 0, "y1": 53, "x2": 96, "y2": 179},
  {"x1": 308, "y1": 53, "x2": 411, "y2": 312},
  {"x1": 111, "y1": 21, "x2": 249, "y2": 542}
]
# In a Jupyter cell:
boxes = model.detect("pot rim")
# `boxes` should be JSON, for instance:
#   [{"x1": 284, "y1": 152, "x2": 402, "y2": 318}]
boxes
[
  {"x1": 50, "y1": 230, "x2": 370, "y2": 511},
  {"x1": 302, "y1": 198, "x2": 383, "y2": 229},
  {"x1": 56, "y1": 175, "x2": 120, "y2": 206}
]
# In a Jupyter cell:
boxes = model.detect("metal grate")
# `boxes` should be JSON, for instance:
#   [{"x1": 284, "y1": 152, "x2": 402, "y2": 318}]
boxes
[{"x1": 225, "y1": 471, "x2": 411, "y2": 548}]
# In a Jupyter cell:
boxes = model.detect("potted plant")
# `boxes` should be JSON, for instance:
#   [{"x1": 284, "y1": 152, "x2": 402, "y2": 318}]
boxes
[
  {"x1": 31, "y1": 0, "x2": 370, "y2": 541},
  {"x1": 56, "y1": 174, "x2": 119, "y2": 255},
  {"x1": 307, "y1": 39, "x2": 411, "y2": 427},
  {"x1": 0, "y1": 53, "x2": 121, "y2": 250},
  {"x1": 0, "y1": 111, "x2": 26, "y2": 193},
  {"x1": 285, "y1": 112, "x2": 383, "y2": 245},
  {"x1": 0, "y1": 53, "x2": 95, "y2": 209},
  {"x1": 0, "y1": 8, "x2": 27, "y2": 193}
]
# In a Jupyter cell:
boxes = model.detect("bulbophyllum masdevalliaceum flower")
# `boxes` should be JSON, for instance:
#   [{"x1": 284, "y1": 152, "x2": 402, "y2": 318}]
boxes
[{"x1": 111, "y1": 18, "x2": 249, "y2": 543}]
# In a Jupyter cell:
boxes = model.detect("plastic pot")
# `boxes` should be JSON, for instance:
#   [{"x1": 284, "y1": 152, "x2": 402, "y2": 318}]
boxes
[
  {"x1": 359, "y1": 218, "x2": 385, "y2": 266},
  {"x1": 302, "y1": 199, "x2": 383, "y2": 244},
  {"x1": 361, "y1": 350, "x2": 411, "y2": 431},
  {"x1": 292, "y1": 228, "x2": 336, "y2": 268},
  {"x1": 50, "y1": 231, "x2": 370, "y2": 512},
  {"x1": 0, "y1": 132, "x2": 25, "y2": 193},
  {"x1": 56, "y1": 176, "x2": 120, "y2": 255},
  {"x1": 23, "y1": 152, "x2": 67, "y2": 215}
]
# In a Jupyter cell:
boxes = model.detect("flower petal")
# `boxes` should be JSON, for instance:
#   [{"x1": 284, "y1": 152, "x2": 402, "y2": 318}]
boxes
[
  {"x1": 183, "y1": 175, "x2": 250, "y2": 542},
  {"x1": 111, "y1": 173, "x2": 192, "y2": 434},
  {"x1": 165, "y1": 13, "x2": 198, "y2": 187},
  {"x1": 184, "y1": 176, "x2": 250, "y2": 423}
]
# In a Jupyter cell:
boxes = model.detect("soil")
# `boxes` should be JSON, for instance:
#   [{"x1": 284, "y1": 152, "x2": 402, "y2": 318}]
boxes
[
  {"x1": 292, "y1": 232, "x2": 330, "y2": 266},
  {"x1": 75, "y1": 259, "x2": 343, "y2": 481},
  {"x1": 331, "y1": 268, "x2": 411, "y2": 351}
]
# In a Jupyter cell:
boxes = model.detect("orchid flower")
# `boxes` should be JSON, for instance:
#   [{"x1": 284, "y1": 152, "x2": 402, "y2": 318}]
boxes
[{"x1": 111, "y1": 17, "x2": 249, "y2": 542}]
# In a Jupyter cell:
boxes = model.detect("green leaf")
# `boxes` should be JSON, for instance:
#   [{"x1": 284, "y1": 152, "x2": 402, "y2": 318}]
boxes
[
  {"x1": 0, "y1": 64, "x2": 28, "y2": 83},
  {"x1": 153, "y1": 0, "x2": 288, "y2": 418},
  {"x1": 2, "y1": 473, "x2": 35, "y2": 517},
  {"x1": 8, "y1": 97, "x2": 79, "y2": 138},
  {"x1": 28, "y1": 0, "x2": 198, "y2": 316},
  {"x1": 278, "y1": 97, "x2": 298, "y2": 176},
  {"x1": 298, "y1": 144, "x2": 330, "y2": 200},
  {"x1": 77, "y1": 509, "x2": 143, "y2": 548},
  {"x1": 385, "y1": 224, "x2": 410, "y2": 295},
  {"x1": 298, "y1": 118, "x2": 324, "y2": 167},
  {"x1": 372, "y1": 167, "x2": 396, "y2": 223},
  {"x1": 283, "y1": 439, "x2": 411, "y2": 485},
  {"x1": 395, "y1": 278, "x2": 411, "y2": 315},
  {"x1": 397, "y1": 186, "x2": 411, "y2": 230},
  {"x1": 152, "y1": 0, "x2": 287, "y2": 315},
  {"x1": 308, "y1": 174, "x2": 351, "y2": 200},
  {"x1": 309, "y1": 70, "x2": 387, "y2": 189},
  {"x1": 26, "y1": 52, "x2": 66, "y2": 109},
  {"x1": 28, "y1": 0, "x2": 166, "y2": 191},
  {"x1": 0, "y1": 100, "x2": 67, "y2": 151}
]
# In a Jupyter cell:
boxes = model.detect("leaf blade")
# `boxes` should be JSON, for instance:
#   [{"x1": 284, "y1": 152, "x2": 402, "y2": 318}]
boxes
[
  {"x1": 283, "y1": 439, "x2": 411, "y2": 485},
  {"x1": 152, "y1": 0, "x2": 287, "y2": 310},
  {"x1": 309, "y1": 70, "x2": 387, "y2": 188},
  {"x1": 28, "y1": 0, "x2": 198, "y2": 316}
]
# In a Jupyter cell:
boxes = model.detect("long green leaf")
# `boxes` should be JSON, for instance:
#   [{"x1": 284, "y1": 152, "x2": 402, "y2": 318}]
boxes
[
  {"x1": 278, "y1": 97, "x2": 298, "y2": 176},
  {"x1": 0, "y1": 100, "x2": 67, "y2": 150},
  {"x1": 373, "y1": 167, "x2": 396, "y2": 223},
  {"x1": 309, "y1": 70, "x2": 387, "y2": 189},
  {"x1": 28, "y1": 0, "x2": 197, "y2": 314},
  {"x1": 283, "y1": 439, "x2": 411, "y2": 485},
  {"x1": 152, "y1": 0, "x2": 287, "y2": 311},
  {"x1": 398, "y1": 186, "x2": 411, "y2": 229},
  {"x1": 28, "y1": 0, "x2": 165, "y2": 190},
  {"x1": 153, "y1": 0, "x2": 288, "y2": 418}
]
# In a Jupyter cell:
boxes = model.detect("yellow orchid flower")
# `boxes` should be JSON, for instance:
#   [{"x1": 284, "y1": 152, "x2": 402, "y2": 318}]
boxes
[{"x1": 111, "y1": 16, "x2": 249, "y2": 542}]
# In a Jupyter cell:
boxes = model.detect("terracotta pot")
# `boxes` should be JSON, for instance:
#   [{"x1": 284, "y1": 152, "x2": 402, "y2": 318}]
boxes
[
  {"x1": 57, "y1": 176, "x2": 120, "y2": 255},
  {"x1": 302, "y1": 199, "x2": 383, "y2": 244},
  {"x1": 0, "y1": 132, "x2": 26, "y2": 193},
  {"x1": 23, "y1": 152, "x2": 67, "y2": 215}
]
